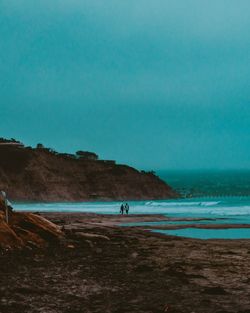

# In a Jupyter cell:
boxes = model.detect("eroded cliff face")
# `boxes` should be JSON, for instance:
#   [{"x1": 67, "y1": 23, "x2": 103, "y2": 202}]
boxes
[{"x1": 0, "y1": 140, "x2": 179, "y2": 201}]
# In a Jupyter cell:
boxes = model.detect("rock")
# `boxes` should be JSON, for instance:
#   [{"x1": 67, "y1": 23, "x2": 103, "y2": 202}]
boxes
[
  {"x1": 202, "y1": 286, "x2": 228, "y2": 295},
  {"x1": 67, "y1": 244, "x2": 75, "y2": 249},
  {"x1": 74, "y1": 232, "x2": 110, "y2": 241},
  {"x1": 85, "y1": 239, "x2": 94, "y2": 248},
  {"x1": 131, "y1": 252, "x2": 138, "y2": 259}
]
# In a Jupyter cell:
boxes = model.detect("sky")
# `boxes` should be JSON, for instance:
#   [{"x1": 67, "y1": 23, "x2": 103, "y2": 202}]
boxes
[{"x1": 0, "y1": 0, "x2": 250, "y2": 170}]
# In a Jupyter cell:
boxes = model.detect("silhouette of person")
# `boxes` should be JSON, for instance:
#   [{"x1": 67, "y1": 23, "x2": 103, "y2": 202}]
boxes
[
  {"x1": 0, "y1": 191, "x2": 12, "y2": 224},
  {"x1": 120, "y1": 203, "x2": 124, "y2": 215},
  {"x1": 125, "y1": 203, "x2": 129, "y2": 215}
]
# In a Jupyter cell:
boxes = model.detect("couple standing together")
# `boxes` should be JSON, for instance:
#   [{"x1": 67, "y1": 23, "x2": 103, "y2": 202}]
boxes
[{"x1": 120, "y1": 203, "x2": 129, "y2": 215}]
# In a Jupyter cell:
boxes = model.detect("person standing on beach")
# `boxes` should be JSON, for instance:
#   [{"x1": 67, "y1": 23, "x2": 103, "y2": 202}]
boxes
[
  {"x1": 120, "y1": 203, "x2": 124, "y2": 215},
  {"x1": 0, "y1": 191, "x2": 12, "y2": 224},
  {"x1": 125, "y1": 203, "x2": 129, "y2": 215}
]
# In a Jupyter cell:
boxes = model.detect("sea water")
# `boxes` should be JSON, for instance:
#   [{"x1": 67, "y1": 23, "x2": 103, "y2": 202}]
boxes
[
  {"x1": 13, "y1": 196, "x2": 250, "y2": 217},
  {"x1": 153, "y1": 228, "x2": 250, "y2": 240},
  {"x1": 158, "y1": 169, "x2": 250, "y2": 197},
  {"x1": 13, "y1": 170, "x2": 250, "y2": 239},
  {"x1": 14, "y1": 196, "x2": 250, "y2": 239}
]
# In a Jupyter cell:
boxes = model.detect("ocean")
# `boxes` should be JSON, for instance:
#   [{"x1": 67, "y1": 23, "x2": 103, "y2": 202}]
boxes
[
  {"x1": 158, "y1": 169, "x2": 250, "y2": 197},
  {"x1": 14, "y1": 170, "x2": 250, "y2": 239}
]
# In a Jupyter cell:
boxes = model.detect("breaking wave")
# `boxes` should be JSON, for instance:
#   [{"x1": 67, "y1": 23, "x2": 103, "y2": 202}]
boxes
[{"x1": 145, "y1": 201, "x2": 220, "y2": 207}]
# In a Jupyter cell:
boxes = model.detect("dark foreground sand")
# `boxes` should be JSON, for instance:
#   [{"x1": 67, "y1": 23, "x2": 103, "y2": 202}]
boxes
[{"x1": 0, "y1": 213, "x2": 250, "y2": 313}]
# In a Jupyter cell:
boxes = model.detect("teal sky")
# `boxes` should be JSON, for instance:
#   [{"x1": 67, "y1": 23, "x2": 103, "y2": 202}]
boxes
[{"x1": 1, "y1": 0, "x2": 250, "y2": 170}]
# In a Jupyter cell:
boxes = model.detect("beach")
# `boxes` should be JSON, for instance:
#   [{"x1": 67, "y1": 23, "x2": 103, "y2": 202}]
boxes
[
  {"x1": 1, "y1": 212, "x2": 249, "y2": 313},
  {"x1": 2, "y1": 1, "x2": 250, "y2": 311}
]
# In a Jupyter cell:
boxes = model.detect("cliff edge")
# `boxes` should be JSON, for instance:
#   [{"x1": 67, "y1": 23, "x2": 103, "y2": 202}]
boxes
[{"x1": 0, "y1": 138, "x2": 179, "y2": 201}]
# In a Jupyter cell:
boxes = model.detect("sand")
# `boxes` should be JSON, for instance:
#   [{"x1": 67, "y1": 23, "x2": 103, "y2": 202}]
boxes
[{"x1": 0, "y1": 212, "x2": 249, "y2": 313}]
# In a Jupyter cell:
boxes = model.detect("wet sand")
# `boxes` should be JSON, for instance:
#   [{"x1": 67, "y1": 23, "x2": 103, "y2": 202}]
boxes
[{"x1": 0, "y1": 213, "x2": 250, "y2": 313}]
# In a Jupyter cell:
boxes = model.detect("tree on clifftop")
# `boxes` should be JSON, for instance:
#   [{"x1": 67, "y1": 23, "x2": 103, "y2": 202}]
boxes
[{"x1": 76, "y1": 151, "x2": 98, "y2": 160}]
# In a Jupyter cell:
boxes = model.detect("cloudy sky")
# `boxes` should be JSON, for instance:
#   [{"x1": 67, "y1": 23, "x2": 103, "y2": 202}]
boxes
[{"x1": 1, "y1": 0, "x2": 250, "y2": 170}]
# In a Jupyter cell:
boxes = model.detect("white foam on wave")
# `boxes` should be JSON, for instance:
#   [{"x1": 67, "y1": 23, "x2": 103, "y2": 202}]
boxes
[
  {"x1": 146, "y1": 201, "x2": 220, "y2": 207},
  {"x1": 200, "y1": 201, "x2": 221, "y2": 206}
]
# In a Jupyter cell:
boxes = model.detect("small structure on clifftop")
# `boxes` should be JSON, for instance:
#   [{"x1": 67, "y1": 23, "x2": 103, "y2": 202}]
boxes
[
  {"x1": 36, "y1": 143, "x2": 45, "y2": 149},
  {"x1": 76, "y1": 151, "x2": 98, "y2": 160}
]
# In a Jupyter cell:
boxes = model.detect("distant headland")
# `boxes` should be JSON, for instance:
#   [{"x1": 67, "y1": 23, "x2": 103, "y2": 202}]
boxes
[{"x1": 0, "y1": 138, "x2": 179, "y2": 201}]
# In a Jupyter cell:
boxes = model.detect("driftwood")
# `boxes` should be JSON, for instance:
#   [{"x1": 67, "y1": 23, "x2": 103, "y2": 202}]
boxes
[{"x1": 0, "y1": 200, "x2": 63, "y2": 250}]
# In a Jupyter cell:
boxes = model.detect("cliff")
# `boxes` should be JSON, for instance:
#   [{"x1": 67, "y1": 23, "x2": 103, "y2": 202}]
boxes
[{"x1": 0, "y1": 139, "x2": 179, "y2": 201}]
